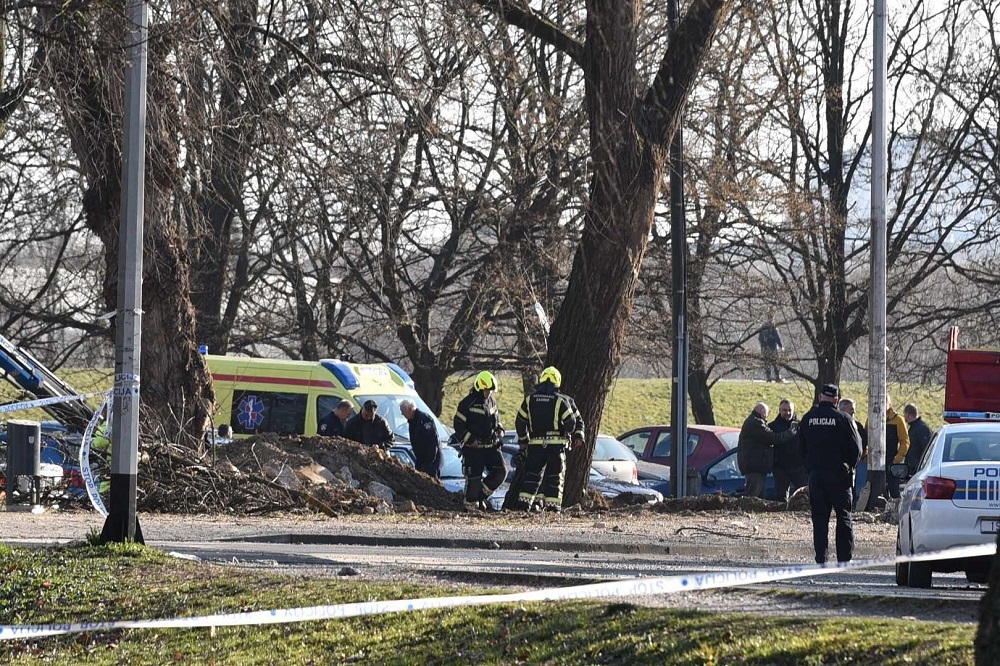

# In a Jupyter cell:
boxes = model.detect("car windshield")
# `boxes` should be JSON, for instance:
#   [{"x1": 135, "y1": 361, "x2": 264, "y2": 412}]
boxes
[
  {"x1": 718, "y1": 431, "x2": 739, "y2": 450},
  {"x1": 593, "y1": 435, "x2": 637, "y2": 461},
  {"x1": 354, "y1": 394, "x2": 450, "y2": 443},
  {"x1": 439, "y1": 445, "x2": 464, "y2": 479}
]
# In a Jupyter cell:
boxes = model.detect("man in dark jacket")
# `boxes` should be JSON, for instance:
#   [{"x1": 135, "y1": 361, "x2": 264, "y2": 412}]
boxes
[
  {"x1": 343, "y1": 399, "x2": 394, "y2": 449},
  {"x1": 903, "y1": 403, "x2": 933, "y2": 471},
  {"x1": 799, "y1": 384, "x2": 863, "y2": 563},
  {"x1": 318, "y1": 399, "x2": 353, "y2": 438},
  {"x1": 758, "y1": 321, "x2": 784, "y2": 382},
  {"x1": 738, "y1": 402, "x2": 798, "y2": 499},
  {"x1": 401, "y1": 399, "x2": 441, "y2": 479},
  {"x1": 453, "y1": 371, "x2": 506, "y2": 511},
  {"x1": 769, "y1": 399, "x2": 808, "y2": 502}
]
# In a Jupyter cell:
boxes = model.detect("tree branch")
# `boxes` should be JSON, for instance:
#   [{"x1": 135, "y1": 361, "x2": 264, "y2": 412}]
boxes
[{"x1": 470, "y1": 0, "x2": 585, "y2": 68}]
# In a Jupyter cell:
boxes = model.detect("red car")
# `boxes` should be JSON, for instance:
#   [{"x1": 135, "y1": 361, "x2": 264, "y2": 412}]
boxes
[{"x1": 618, "y1": 425, "x2": 740, "y2": 470}]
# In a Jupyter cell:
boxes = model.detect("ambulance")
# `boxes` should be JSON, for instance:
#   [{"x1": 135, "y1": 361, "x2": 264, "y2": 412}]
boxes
[{"x1": 205, "y1": 355, "x2": 449, "y2": 443}]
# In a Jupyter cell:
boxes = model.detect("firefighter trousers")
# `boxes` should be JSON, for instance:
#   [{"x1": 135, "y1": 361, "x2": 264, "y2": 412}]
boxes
[
  {"x1": 462, "y1": 447, "x2": 505, "y2": 502},
  {"x1": 519, "y1": 444, "x2": 566, "y2": 504}
]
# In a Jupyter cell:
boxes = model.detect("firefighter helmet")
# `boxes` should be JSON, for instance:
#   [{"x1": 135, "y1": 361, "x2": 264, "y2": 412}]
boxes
[
  {"x1": 473, "y1": 371, "x2": 498, "y2": 392},
  {"x1": 539, "y1": 366, "x2": 562, "y2": 387}
]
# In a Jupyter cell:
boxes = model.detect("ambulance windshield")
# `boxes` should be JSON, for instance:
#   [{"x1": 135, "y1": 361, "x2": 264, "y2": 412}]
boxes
[{"x1": 354, "y1": 394, "x2": 450, "y2": 443}]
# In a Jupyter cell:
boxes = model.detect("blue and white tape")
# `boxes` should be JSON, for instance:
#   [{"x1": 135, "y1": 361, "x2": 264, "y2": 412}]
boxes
[
  {"x1": 0, "y1": 543, "x2": 993, "y2": 640},
  {"x1": 0, "y1": 392, "x2": 104, "y2": 415},
  {"x1": 79, "y1": 391, "x2": 112, "y2": 517}
]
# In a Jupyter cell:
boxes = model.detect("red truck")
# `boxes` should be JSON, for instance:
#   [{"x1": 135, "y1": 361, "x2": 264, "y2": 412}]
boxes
[{"x1": 944, "y1": 326, "x2": 1000, "y2": 423}]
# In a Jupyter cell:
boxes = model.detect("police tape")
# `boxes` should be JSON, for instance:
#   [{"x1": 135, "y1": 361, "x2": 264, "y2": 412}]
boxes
[
  {"x1": 0, "y1": 392, "x2": 105, "y2": 415},
  {"x1": 79, "y1": 391, "x2": 112, "y2": 517},
  {"x1": 0, "y1": 543, "x2": 994, "y2": 641}
]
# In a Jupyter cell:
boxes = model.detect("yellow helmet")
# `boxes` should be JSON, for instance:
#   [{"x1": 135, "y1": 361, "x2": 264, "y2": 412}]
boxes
[
  {"x1": 539, "y1": 366, "x2": 561, "y2": 387},
  {"x1": 473, "y1": 371, "x2": 498, "y2": 392}
]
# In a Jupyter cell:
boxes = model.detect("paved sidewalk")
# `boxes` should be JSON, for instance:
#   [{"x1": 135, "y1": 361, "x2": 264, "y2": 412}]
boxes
[{"x1": 0, "y1": 508, "x2": 897, "y2": 562}]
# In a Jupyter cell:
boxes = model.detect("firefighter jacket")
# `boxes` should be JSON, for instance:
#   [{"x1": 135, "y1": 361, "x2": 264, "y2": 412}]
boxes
[
  {"x1": 514, "y1": 382, "x2": 583, "y2": 446},
  {"x1": 453, "y1": 389, "x2": 502, "y2": 448},
  {"x1": 885, "y1": 409, "x2": 910, "y2": 464}
]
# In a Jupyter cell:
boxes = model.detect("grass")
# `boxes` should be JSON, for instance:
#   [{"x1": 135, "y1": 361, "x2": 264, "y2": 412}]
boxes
[
  {"x1": 0, "y1": 545, "x2": 975, "y2": 665},
  {"x1": 442, "y1": 376, "x2": 947, "y2": 437}
]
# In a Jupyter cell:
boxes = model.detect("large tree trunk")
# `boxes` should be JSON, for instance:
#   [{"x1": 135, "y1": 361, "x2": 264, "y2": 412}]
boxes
[
  {"x1": 546, "y1": 0, "x2": 731, "y2": 506},
  {"x1": 42, "y1": 4, "x2": 213, "y2": 446}
]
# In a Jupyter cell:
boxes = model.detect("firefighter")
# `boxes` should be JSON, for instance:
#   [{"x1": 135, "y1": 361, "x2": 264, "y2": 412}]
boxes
[
  {"x1": 452, "y1": 371, "x2": 506, "y2": 511},
  {"x1": 515, "y1": 366, "x2": 584, "y2": 513}
]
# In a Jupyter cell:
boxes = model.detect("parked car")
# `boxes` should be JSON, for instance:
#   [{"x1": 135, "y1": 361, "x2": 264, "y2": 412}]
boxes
[
  {"x1": 496, "y1": 443, "x2": 661, "y2": 506},
  {"x1": 641, "y1": 446, "x2": 868, "y2": 501},
  {"x1": 500, "y1": 431, "x2": 638, "y2": 483},
  {"x1": 895, "y1": 422, "x2": 1000, "y2": 588},
  {"x1": 618, "y1": 425, "x2": 739, "y2": 470}
]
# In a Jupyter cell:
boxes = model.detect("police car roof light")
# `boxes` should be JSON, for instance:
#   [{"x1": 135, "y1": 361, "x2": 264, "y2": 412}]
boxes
[
  {"x1": 320, "y1": 359, "x2": 361, "y2": 390},
  {"x1": 386, "y1": 363, "x2": 416, "y2": 390}
]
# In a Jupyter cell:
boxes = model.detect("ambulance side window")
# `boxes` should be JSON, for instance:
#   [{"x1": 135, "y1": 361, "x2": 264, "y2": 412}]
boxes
[{"x1": 230, "y1": 390, "x2": 307, "y2": 436}]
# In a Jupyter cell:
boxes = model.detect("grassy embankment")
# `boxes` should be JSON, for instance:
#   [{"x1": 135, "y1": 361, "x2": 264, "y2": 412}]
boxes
[
  {"x1": 0, "y1": 544, "x2": 975, "y2": 665},
  {"x1": 441, "y1": 376, "x2": 947, "y2": 436},
  {"x1": 2, "y1": 368, "x2": 944, "y2": 435}
]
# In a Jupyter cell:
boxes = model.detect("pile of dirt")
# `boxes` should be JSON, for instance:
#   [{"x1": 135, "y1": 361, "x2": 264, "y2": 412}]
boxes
[{"x1": 134, "y1": 434, "x2": 463, "y2": 516}]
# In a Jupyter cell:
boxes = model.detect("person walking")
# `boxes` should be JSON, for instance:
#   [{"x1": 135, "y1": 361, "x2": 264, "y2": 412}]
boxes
[
  {"x1": 769, "y1": 399, "x2": 808, "y2": 502},
  {"x1": 515, "y1": 366, "x2": 584, "y2": 513},
  {"x1": 737, "y1": 402, "x2": 797, "y2": 499},
  {"x1": 452, "y1": 371, "x2": 506, "y2": 511},
  {"x1": 343, "y1": 399, "x2": 395, "y2": 449},
  {"x1": 799, "y1": 384, "x2": 863, "y2": 563},
  {"x1": 318, "y1": 399, "x2": 353, "y2": 438},
  {"x1": 903, "y1": 403, "x2": 932, "y2": 472},
  {"x1": 401, "y1": 399, "x2": 441, "y2": 479},
  {"x1": 758, "y1": 321, "x2": 784, "y2": 382}
]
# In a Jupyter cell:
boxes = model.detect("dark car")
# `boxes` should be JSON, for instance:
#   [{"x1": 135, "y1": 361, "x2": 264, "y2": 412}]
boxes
[
  {"x1": 618, "y1": 425, "x2": 739, "y2": 470},
  {"x1": 642, "y1": 447, "x2": 868, "y2": 501}
]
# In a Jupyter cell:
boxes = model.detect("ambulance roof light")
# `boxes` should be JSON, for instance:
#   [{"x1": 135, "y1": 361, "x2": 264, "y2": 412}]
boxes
[
  {"x1": 387, "y1": 363, "x2": 416, "y2": 390},
  {"x1": 320, "y1": 359, "x2": 361, "y2": 389}
]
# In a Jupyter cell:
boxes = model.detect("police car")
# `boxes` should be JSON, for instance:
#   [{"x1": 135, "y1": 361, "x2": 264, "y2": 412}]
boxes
[{"x1": 895, "y1": 422, "x2": 1000, "y2": 588}]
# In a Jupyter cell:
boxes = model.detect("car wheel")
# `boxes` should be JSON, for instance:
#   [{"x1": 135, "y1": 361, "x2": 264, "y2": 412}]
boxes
[
  {"x1": 966, "y1": 570, "x2": 990, "y2": 585},
  {"x1": 894, "y1": 528, "x2": 909, "y2": 586},
  {"x1": 907, "y1": 561, "x2": 932, "y2": 588}
]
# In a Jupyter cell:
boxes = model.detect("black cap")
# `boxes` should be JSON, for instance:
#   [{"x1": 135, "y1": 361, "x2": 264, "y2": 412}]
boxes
[
  {"x1": 362, "y1": 399, "x2": 378, "y2": 411},
  {"x1": 820, "y1": 384, "x2": 840, "y2": 398}
]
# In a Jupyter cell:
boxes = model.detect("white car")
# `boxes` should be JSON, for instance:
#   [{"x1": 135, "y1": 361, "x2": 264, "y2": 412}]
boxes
[{"x1": 895, "y1": 422, "x2": 1000, "y2": 587}]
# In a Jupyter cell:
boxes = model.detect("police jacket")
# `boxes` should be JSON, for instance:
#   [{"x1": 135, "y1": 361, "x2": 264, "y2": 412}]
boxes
[
  {"x1": 318, "y1": 411, "x2": 345, "y2": 438},
  {"x1": 884, "y1": 409, "x2": 910, "y2": 464},
  {"x1": 407, "y1": 408, "x2": 441, "y2": 477},
  {"x1": 799, "y1": 402, "x2": 862, "y2": 478},
  {"x1": 768, "y1": 415, "x2": 803, "y2": 471},
  {"x1": 453, "y1": 389, "x2": 502, "y2": 448},
  {"x1": 514, "y1": 382, "x2": 583, "y2": 445},
  {"x1": 343, "y1": 413, "x2": 394, "y2": 448},
  {"x1": 737, "y1": 410, "x2": 796, "y2": 475}
]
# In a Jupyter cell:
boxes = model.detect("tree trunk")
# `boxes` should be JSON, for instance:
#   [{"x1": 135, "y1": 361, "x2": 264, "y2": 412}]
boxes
[{"x1": 42, "y1": 5, "x2": 213, "y2": 446}]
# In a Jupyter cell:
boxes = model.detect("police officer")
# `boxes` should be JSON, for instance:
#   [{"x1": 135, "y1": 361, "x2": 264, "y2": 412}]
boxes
[
  {"x1": 318, "y1": 399, "x2": 353, "y2": 438},
  {"x1": 799, "y1": 384, "x2": 863, "y2": 563},
  {"x1": 452, "y1": 371, "x2": 506, "y2": 511},
  {"x1": 401, "y1": 399, "x2": 441, "y2": 479},
  {"x1": 514, "y1": 366, "x2": 584, "y2": 513}
]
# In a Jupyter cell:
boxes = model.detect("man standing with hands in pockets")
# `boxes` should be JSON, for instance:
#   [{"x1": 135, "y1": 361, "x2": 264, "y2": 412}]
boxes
[{"x1": 799, "y1": 384, "x2": 863, "y2": 564}]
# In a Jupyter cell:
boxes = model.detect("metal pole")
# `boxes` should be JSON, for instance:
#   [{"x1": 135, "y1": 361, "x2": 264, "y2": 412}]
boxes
[
  {"x1": 667, "y1": 0, "x2": 689, "y2": 498},
  {"x1": 101, "y1": 0, "x2": 147, "y2": 544},
  {"x1": 865, "y1": 0, "x2": 888, "y2": 510}
]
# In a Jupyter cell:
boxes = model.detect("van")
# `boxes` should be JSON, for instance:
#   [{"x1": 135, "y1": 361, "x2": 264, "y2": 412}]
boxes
[{"x1": 205, "y1": 355, "x2": 449, "y2": 443}]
